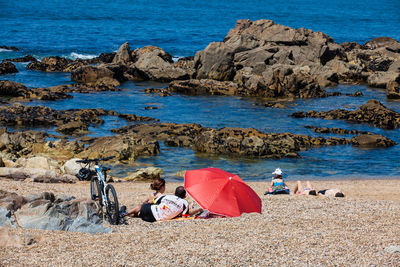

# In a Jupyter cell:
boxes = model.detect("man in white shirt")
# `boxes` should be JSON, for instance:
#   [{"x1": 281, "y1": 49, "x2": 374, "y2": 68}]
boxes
[{"x1": 139, "y1": 186, "x2": 203, "y2": 222}]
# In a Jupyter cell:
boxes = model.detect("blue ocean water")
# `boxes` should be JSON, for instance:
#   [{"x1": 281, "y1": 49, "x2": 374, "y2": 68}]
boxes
[{"x1": 0, "y1": 0, "x2": 400, "y2": 180}]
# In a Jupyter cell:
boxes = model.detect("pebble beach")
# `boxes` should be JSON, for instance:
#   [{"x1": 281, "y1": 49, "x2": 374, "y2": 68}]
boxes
[{"x1": 1, "y1": 178, "x2": 400, "y2": 266}]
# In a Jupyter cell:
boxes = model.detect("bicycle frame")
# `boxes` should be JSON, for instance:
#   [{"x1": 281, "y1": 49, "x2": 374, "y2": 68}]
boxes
[{"x1": 93, "y1": 163, "x2": 110, "y2": 207}]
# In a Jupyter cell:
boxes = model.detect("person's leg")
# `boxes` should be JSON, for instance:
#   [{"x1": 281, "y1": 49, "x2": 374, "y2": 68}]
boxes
[
  {"x1": 127, "y1": 204, "x2": 142, "y2": 217},
  {"x1": 294, "y1": 181, "x2": 303, "y2": 194}
]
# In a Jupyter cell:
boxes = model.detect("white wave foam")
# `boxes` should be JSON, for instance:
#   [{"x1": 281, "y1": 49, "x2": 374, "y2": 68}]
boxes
[
  {"x1": 67, "y1": 52, "x2": 97, "y2": 60},
  {"x1": 0, "y1": 48, "x2": 13, "y2": 52},
  {"x1": 172, "y1": 56, "x2": 183, "y2": 62}
]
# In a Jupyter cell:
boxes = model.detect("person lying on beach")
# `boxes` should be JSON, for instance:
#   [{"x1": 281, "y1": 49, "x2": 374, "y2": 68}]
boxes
[
  {"x1": 264, "y1": 168, "x2": 290, "y2": 195},
  {"x1": 124, "y1": 177, "x2": 166, "y2": 217},
  {"x1": 137, "y1": 186, "x2": 203, "y2": 222},
  {"x1": 293, "y1": 181, "x2": 317, "y2": 195},
  {"x1": 318, "y1": 189, "x2": 345, "y2": 197}
]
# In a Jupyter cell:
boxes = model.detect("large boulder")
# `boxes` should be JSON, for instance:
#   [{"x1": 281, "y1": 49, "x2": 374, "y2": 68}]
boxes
[
  {"x1": 71, "y1": 65, "x2": 115, "y2": 83},
  {"x1": 387, "y1": 74, "x2": 400, "y2": 99},
  {"x1": 10, "y1": 192, "x2": 111, "y2": 233},
  {"x1": 351, "y1": 134, "x2": 396, "y2": 147},
  {"x1": 112, "y1": 42, "x2": 132, "y2": 65},
  {"x1": 127, "y1": 46, "x2": 189, "y2": 82},
  {"x1": 367, "y1": 71, "x2": 398, "y2": 89},
  {"x1": 62, "y1": 158, "x2": 82, "y2": 176},
  {"x1": 0, "y1": 80, "x2": 27, "y2": 97},
  {"x1": 0, "y1": 62, "x2": 18, "y2": 74},
  {"x1": 194, "y1": 19, "x2": 342, "y2": 82},
  {"x1": 15, "y1": 156, "x2": 59, "y2": 170}
]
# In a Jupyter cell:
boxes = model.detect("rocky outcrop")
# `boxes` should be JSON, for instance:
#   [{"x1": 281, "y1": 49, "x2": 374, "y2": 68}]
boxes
[
  {"x1": 304, "y1": 126, "x2": 370, "y2": 135},
  {"x1": 168, "y1": 79, "x2": 246, "y2": 96},
  {"x1": 0, "y1": 190, "x2": 111, "y2": 233},
  {"x1": 118, "y1": 113, "x2": 159, "y2": 122},
  {"x1": 386, "y1": 74, "x2": 400, "y2": 99},
  {"x1": 2, "y1": 55, "x2": 37, "y2": 63},
  {"x1": 292, "y1": 99, "x2": 400, "y2": 129},
  {"x1": 144, "y1": 87, "x2": 172, "y2": 96},
  {"x1": 71, "y1": 65, "x2": 124, "y2": 84},
  {"x1": 127, "y1": 46, "x2": 190, "y2": 82},
  {"x1": 351, "y1": 134, "x2": 396, "y2": 147},
  {"x1": 0, "y1": 46, "x2": 18, "y2": 51},
  {"x1": 26, "y1": 56, "x2": 74, "y2": 72},
  {"x1": 0, "y1": 62, "x2": 18, "y2": 74},
  {"x1": 0, "y1": 80, "x2": 27, "y2": 97}
]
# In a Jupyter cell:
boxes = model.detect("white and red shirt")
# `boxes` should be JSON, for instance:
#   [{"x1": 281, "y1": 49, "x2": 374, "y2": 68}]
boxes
[{"x1": 151, "y1": 195, "x2": 188, "y2": 221}]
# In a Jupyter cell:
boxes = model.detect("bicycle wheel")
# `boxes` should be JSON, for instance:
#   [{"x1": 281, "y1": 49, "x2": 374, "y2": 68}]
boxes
[
  {"x1": 90, "y1": 177, "x2": 103, "y2": 206},
  {"x1": 105, "y1": 184, "x2": 119, "y2": 225}
]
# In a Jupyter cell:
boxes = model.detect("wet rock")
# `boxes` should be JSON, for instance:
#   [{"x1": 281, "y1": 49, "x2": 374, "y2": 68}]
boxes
[
  {"x1": 345, "y1": 91, "x2": 363, "y2": 97},
  {"x1": 47, "y1": 83, "x2": 120, "y2": 94},
  {"x1": 0, "y1": 62, "x2": 18, "y2": 74},
  {"x1": 71, "y1": 65, "x2": 115, "y2": 83},
  {"x1": 0, "y1": 46, "x2": 19, "y2": 51},
  {"x1": 387, "y1": 75, "x2": 400, "y2": 99},
  {"x1": 144, "y1": 106, "x2": 159, "y2": 110},
  {"x1": 112, "y1": 42, "x2": 132, "y2": 65},
  {"x1": 291, "y1": 99, "x2": 400, "y2": 129},
  {"x1": 124, "y1": 167, "x2": 163, "y2": 181},
  {"x1": 0, "y1": 80, "x2": 27, "y2": 97},
  {"x1": 26, "y1": 56, "x2": 73, "y2": 72},
  {"x1": 118, "y1": 113, "x2": 159, "y2": 122},
  {"x1": 144, "y1": 87, "x2": 172, "y2": 96},
  {"x1": 351, "y1": 134, "x2": 396, "y2": 147},
  {"x1": 304, "y1": 126, "x2": 370, "y2": 135},
  {"x1": 56, "y1": 121, "x2": 89, "y2": 136},
  {"x1": 168, "y1": 79, "x2": 246, "y2": 96},
  {"x1": 2, "y1": 55, "x2": 37, "y2": 63},
  {"x1": 112, "y1": 123, "x2": 351, "y2": 159},
  {"x1": 127, "y1": 46, "x2": 190, "y2": 82}
]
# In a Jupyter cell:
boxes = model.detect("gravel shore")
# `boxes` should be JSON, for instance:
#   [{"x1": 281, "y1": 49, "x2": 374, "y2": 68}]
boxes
[{"x1": 1, "y1": 178, "x2": 400, "y2": 266}]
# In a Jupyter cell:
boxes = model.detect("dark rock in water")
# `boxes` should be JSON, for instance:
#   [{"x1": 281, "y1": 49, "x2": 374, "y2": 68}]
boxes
[
  {"x1": 0, "y1": 62, "x2": 18, "y2": 74},
  {"x1": 118, "y1": 113, "x2": 159, "y2": 122},
  {"x1": 26, "y1": 56, "x2": 73, "y2": 72},
  {"x1": 56, "y1": 121, "x2": 89, "y2": 136},
  {"x1": 387, "y1": 75, "x2": 400, "y2": 99},
  {"x1": 0, "y1": 46, "x2": 19, "y2": 51},
  {"x1": 351, "y1": 134, "x2": 396, "y2": 147},
  {"x1": 291, "y1": 99, "x2": 400, "y2": 129},
  {"x1": 144, "y1": 87, "x2": 171, "y2": 97},
  {"x1": 2, "y1": 55, "x2": 37, "y2": 63},
  {"x1": 127, "y1": 46, "x2": 190, "y2": 82},
  {"x1": 47, "y1": 82, "x2": 120, "y2": 94},
  {"x1": 71, "y1": 64, "x2": 126, "y2": 84},
  {"x1": 327, "y1": 92, "x2": 342, "y2": 97},
  {"x1": 168, "y1": 79, "x2": 246, "y2": 96},
  {"x1": 144, "y1": 106, "x2": 159, "y2": 110},
  {"x1": 345, "y1": 91, "x2": 363, "y2": 97},
  {"x1": 112, "y1": 122, "x2": 351, "y2": 159},
  {"x1": 0, "y1": 190, "x2": 111, "y2": 233},
  {"x1": 0, "y1": 80, "x2": 27, "y2": 97},
  {"x1": 304, "y1": 126, "x2": 370, "y2": 135}
]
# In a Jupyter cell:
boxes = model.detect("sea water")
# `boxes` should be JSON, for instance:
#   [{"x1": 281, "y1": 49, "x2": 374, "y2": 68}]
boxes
[{"x1": 0, "y1": 0, "x2": 399, "y2": 180}]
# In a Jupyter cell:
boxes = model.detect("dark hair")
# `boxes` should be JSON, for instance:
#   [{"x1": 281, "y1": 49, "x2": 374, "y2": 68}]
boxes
[
  {"x1": 150, "y1": 178, "x2": 165, "y2": 191},
  {"x1": 309, "y1": 190, "x2": 317, "y2": 196},
  {"x1": 335, "y1": 192, "x2": 345, "y2": 197},
  {"x1": 175, "y1": 186, "x2": 186, "y2": 198}
]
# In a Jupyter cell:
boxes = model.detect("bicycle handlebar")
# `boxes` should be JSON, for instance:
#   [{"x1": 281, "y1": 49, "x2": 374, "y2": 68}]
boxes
[{"x1": 76, "y1": 156, "x2": 115, "y2": 164}]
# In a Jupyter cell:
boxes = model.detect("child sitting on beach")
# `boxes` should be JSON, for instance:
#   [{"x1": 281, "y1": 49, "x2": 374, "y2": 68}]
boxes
[{"x1": 264, "y1": 168, "x2": 290, "y2": 195}]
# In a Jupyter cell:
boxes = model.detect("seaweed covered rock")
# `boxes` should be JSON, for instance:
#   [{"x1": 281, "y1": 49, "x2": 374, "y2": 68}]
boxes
[{"x1": 0, "y1": 62, "x2": 18, "y2": 74}]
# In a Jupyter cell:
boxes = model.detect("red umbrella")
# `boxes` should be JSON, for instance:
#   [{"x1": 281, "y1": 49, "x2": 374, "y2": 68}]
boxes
[{"x1": 184, "y1": 168, "x2": 262, "y2": 217}]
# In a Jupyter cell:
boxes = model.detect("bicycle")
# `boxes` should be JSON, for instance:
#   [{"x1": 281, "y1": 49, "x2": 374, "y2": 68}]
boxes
[{"x1": 76, "y1": 156, "x2": 120, "y2": 225}]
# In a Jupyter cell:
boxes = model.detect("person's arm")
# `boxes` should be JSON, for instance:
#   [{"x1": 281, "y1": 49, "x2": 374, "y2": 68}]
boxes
[
  {"x1": 270, "y1": 179, "x2": 275, "y2": 188},
  {"x1": 188, "y1": 206, "x2": 203, "y2": 216},
  {"x1": 142, "y1": 193, "x2": 154, "y2": 204}
]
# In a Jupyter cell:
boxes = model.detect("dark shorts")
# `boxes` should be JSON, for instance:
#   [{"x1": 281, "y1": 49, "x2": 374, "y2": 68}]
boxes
[{"x1": 140, "y1": 203, "x2": 156, "y2": 222}]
